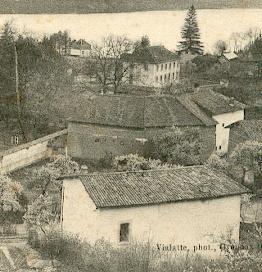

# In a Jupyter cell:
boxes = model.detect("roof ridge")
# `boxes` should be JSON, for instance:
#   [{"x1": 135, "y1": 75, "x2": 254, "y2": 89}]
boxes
[{"x1": 60, "y1": 165, "x2": 206, "y2": 179}]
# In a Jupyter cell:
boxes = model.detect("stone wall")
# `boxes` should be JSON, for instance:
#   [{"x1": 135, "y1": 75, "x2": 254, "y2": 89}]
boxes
[
  {"x1": 67, "y1": 122, "x2": 216, "y2": 163},
  {"x1": 0, "y1": 129, "x2": 67, "y2": 174}
]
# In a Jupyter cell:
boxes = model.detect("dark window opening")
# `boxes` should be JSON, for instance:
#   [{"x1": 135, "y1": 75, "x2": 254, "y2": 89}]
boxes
[
  {"x1": 95, "y1": 138, "x2": 100, "y2": 142},
  {"x1": 120, "y1": 223, "x2": 130, "y2": 242}
]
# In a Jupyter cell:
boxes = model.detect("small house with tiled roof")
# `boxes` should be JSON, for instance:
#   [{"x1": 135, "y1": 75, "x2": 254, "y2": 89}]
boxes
[
  {"x1": 67, "y1": 94, "x2": 216, "y2": 162},
  {"x1": 61, "y1": 165, "x2": 249, "y2": 248},
  {"x1": 122, "y1": 46, "x2": 180, "y2": 87},
  {"x1": 186, "y1": 88, "x2": 246, "y2": 154}
]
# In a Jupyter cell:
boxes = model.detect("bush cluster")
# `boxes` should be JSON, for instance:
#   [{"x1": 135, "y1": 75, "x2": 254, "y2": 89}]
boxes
[{"x1": 33, "y1": 230, "x2": 262, "y2": 272}]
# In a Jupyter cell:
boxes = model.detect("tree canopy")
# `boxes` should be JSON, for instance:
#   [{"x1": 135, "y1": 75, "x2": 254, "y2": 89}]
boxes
[
  {"x1": 150, "y1": 127, "x2": 203, "y2": 166},
  {"x1": 178, "y1": 5, "x2": 204, "y2": 55}
]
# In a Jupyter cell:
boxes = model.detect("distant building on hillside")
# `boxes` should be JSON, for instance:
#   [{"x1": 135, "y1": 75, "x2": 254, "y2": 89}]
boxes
[
  {"x1": 61, "y1": 166, "x2": 249, "y2": 248},
  {"x1": 122, "y1": 46, "x2": 180, "y2": 87},
  {"x1": 67, "y1": 94, "x2": 216, "y2": 162},
  {"x1": 59, "y1": 39, "x2": 91, "y2": 57},
  {"x1": 186, "y1": 88, "x2": 246, "y2": 154}
]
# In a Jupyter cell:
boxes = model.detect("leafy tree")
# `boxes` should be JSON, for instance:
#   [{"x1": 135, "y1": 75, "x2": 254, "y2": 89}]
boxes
[
  {"x1": 113, "y1": 154, "x2": 172, "y2": 172},
  {"x1": 23, "y1": 194, "x2": 54, "y2": 234},
  {"x1": 0, "y1": 175, "x2": 27, "y2": 224},
  {"x1": 150, "y1": 127, "x2": 203, "y2": 166},
  {"x1": 27, "y1": 155, "x2": 80, "y2": 195},
  {"x1": 178, "y1": 5, "x2": 204, "y2": 55},
  {"x1": 229, "y1": 141, "x2": 262, "y2": 185},
  {"x1": 24, "y1": 156, "x2": 80, "y2": 232}
]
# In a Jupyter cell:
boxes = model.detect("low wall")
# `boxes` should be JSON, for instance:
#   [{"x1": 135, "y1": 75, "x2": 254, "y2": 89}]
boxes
[{"x1": 0, "y1": 129, "x2": 67, "y2": 174}]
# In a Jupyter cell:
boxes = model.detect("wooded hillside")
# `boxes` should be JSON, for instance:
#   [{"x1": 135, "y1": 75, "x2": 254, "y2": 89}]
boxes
[{"x1": 1, "y1": 0, "x2": 261, "y2": 14}]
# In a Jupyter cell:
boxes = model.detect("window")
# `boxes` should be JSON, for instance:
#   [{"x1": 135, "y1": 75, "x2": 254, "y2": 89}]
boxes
[
  {"x1": 156, "y1": 64, "x2": 159, "y2": 71},
  {"x1": 95, "y1": 138, "x2": 100, "y2": 143},
  {"x1": 161, "y1": 64, "x2": 163, "y2": 71},
  {"x1": 169, "y1": 63, "x2": 171, "y2": 69},
  {"x1": 173, "y1": 72, "x2": 175, "y2": 79},
  {"x1": 164, "y1": 74, "x2": 167, "y2": 82},
  {"x1": 168, "y1": 73, "x2": 170, "y2": 81},
  {"x1": 160, "y1": 75, "x2": 162, "y2": 82},
  {"x1": 174, "y1": 62, "x2": 176, "y2": 67},
  {"x1": 120, "y1": 223, "x2": 130, "y2": 242},
  {"x1": 144, "y1": 64, "x2": 148, "y2": 71},
  {"x1": 155, "y1": 76, "x2": 158, "y2": 82},
  {"x1": 222, "y1": 123, "x2": 225, "y2": 127},
  {"x1": 82, "y1": 51, "x2": 85, "y2": 55},
  {"x1": 165, "y1": 63, "x2": 167, "y2": 70}
]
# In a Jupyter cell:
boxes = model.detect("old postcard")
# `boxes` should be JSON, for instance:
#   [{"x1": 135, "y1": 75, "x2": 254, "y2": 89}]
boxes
[{"x1": 0, "y1": 1, "x2": 262, "y2": 271}]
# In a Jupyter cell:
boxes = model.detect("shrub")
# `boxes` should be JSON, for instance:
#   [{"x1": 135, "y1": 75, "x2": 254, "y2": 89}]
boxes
[{"x1": 36, "y1": 230, "x2": 262, "y2": 272}]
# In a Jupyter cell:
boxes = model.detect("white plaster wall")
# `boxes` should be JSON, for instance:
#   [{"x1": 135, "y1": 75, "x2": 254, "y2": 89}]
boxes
[
  {"x1": 0, "y1": 141, "x2": 51, "y2": 174},
  {"x1": 62, "y1": 179, "x2": 241, "y2": 250},
  {"x1": 213, "y1": 110, "x2": 244, "y2": 154},
  {"x1": 62, "y1": 179, "x2": 98, "y2": 241}
]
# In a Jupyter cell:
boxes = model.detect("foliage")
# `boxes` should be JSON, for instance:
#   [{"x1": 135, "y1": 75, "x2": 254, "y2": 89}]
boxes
[
  {"x1": 192, "y1": 54, "x2": 218, "y2": 73},
  {"x1": 230, "y1": 141, "x2": 262, "y2": 177},
  {"x1": 24, "y1": 156, "x2": 80, "y2": 231},
  {"x1": 178, "y1": 5, "x2": 204, "y2": 55},
  {"x1": 150, "y1": 127, "x2": 203, "y2": 165},
  {"x1": 48, "y1": 154, "x2": 80, "y2": 176},
  {"x1": 34, "y1": 229, "x2": 262, "y2": 272},
  {"x1": 214, "y1": 40, "x2": 228, "y2": 56},
  {"x1": 113, "y1": 154, "x2": 172, "y2": 172},
  {"x1": 26, "y1": 155, "x2": 80, "y2": 195},
  {"x1": 23, "y1": 194, "x2": 55, "y2": 234},
  {"x1": 134, "y1": 35, "x2": 151, "y2": 50},
  {"x1": 0, "y1": 175, "x2": 27, "y2": 224},
  {"x1": 163, "y1": 78, "x2": 194, "y2": 95}
]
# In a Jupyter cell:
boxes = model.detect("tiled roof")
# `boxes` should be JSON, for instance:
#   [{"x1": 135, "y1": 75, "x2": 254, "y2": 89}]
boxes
[
  {"x1": 229, "y1": 120, "x2": 262, "y2": 146},
  {"x1": 79, "y1": 166, "x2": 249, "y2": 209},
  {"x1": 123, "y1": 46, "x2": 179, "y2": 64},
  {"x1": 189, "y1": 88, "x2": 246, "y2": 116},
  {"x1": 70, "y1": 95, "x2": 215, "y2": 128},
  {"x1": 70, "y1": 40, "x2": 91, "y2": 50}
]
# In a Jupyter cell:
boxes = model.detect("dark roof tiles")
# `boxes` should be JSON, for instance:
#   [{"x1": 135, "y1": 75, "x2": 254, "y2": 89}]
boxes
[
  {"x1": 189, "y1": 88, "x2": 246, "y2": 115},
  {"x1": 123, "y1": 46, "x2": 179, "y2": 64},
  {"x1": 78, "y1": 166, "x2": 249, "y2": 209},
  {"x1": 70, "y1": 95, "x2": 215, "y2": 128}
]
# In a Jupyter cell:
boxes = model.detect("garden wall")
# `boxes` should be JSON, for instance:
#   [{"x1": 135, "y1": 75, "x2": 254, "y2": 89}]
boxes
[{"x1": 0, "y1": 129, "x2": 67, "y2": 174}]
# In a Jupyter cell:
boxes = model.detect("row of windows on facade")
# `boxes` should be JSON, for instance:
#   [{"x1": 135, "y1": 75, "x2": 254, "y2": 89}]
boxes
[
  {"x1": 143, "y1": 62, "x2": 178, "y2": 71},
  {"x1": 157, "y1": 62, "x2": 177, "y2": 72},
  {"x1": 155, "y1": 72, "x2": 179, "y2": 83}
]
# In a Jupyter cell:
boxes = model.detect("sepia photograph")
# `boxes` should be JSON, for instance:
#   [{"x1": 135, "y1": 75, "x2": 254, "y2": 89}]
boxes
[{"x1": 0, "y1": 0, "x2": 262, "y2": 271}]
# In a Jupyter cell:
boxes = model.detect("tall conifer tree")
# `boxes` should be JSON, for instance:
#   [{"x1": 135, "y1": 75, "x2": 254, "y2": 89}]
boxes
[{"x1": 178, "y1": 5, "x2": 204, "y2": 55}]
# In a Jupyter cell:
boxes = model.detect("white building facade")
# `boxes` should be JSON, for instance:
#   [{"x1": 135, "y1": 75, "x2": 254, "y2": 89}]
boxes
[
  {"x1": 213, "y1": 110, "x2": 245, "y2": 154},
  {"x1": 61, "y1": 167, "x2": 248, "y2": 253},
  {"x1": 123, "y1": 46, "x2": 180, "y2": 87}
]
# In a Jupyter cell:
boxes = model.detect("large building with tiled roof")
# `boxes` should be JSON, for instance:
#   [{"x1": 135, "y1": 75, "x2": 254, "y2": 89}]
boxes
[
  {"x1": 67, "y1": 94, "x2": 216, "y2": 161},
  {"x1": 61, "y1": 165, "x2": 249, "y2": 247},
  {"x1": 122, "y1": 45, "x2": 180, "y2": 87}
]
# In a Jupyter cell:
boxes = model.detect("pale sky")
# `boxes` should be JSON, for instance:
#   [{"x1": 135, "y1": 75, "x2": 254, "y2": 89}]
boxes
[{"x1": 0, "y1": 9, "x2": 262, "y2": 52}]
